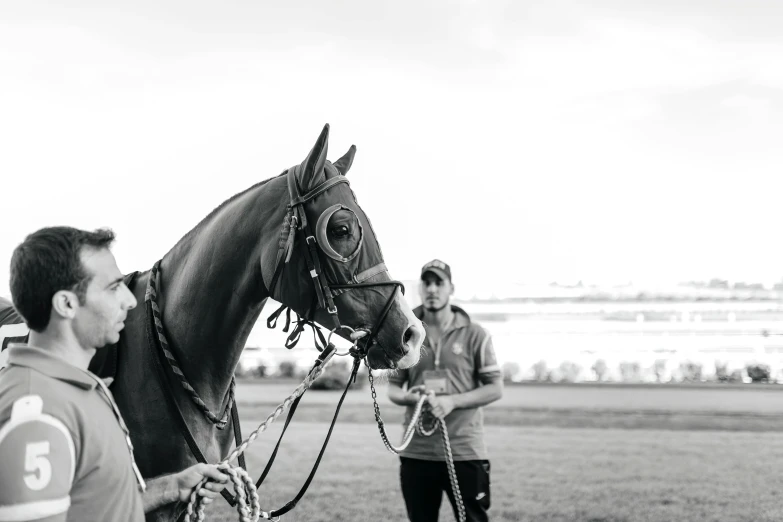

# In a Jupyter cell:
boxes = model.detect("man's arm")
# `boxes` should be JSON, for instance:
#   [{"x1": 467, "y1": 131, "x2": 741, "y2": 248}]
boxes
[
  {"x1": 388, "y1": 381, "x2": 426, "y2": 406},
  {"x1": 426, "y1": 378, "x2": 503, "y2": 419},
  {"x1": 451, "y1": 378, "x2": 503, "y2": 409},
  {"x1": 428, "y1": 332, "x2": 504, "y2": 419},
  {"x1": 142, "y1": 463, "x2": 229, "y2": 513},
  {"x1": 387, "y1": 368, "x2": 425, "y2": 407}
]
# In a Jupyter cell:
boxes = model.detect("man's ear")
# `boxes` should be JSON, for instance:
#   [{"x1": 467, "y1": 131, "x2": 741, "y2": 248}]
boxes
[
  {"x1": 449, "y1": 283, "x2": 455, "y2": 296},
  {"x1": 52, "y1": 290, "x2": 79, "y2": 320}
]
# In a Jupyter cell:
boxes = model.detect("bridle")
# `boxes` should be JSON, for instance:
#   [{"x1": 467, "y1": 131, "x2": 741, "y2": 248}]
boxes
[{"x1": 265, "y1": 165, "x2": 406, "y2": 366}]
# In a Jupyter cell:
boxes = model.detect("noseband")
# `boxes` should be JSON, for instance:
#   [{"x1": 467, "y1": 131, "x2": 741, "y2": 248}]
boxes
[{"x1": 266, "y1": 166, "x2": 405, "y2": 365}]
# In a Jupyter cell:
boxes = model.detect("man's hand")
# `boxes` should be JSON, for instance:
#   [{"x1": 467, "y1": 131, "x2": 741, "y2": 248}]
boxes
[
  {"x1": 175, "y1": 463, "x2": 230, "y2": 504},
  {"x1": 405, "y1": 384, "x2": 426, "y2": 405},
  {"x1": 426, "y1": 392, "x2": 456, "y2": 419}
]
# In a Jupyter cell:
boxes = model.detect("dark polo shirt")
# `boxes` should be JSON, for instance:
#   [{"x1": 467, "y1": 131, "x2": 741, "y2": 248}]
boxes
[
  {"x1": 389, "y1": 305, "x2": 502, "y2": 461},
  {"x1": 0, "y1": 345, "x2": 144, "y2": 522}
]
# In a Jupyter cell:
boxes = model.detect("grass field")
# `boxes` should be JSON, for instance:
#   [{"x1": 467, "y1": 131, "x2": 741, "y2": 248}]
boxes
[
  {"x1": 236, "y1": 380, "x2": 783, "y2": 432},
  {"x1": 195, "y1": 381, "x2": 783, "y2": 521}
]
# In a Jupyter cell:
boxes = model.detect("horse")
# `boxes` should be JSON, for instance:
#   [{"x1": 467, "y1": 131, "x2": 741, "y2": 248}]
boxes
[
  {"x1": 0, "y1": 297, "x2": 29, "y2": 368},
  {"x1": 0, "y1": 124, "x2": 425, "y2": 522}
]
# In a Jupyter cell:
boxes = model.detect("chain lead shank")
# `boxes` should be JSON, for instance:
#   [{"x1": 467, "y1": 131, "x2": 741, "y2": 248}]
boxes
[{"x1": 367, "y1": 369, "x2": 466, "y2": 522}]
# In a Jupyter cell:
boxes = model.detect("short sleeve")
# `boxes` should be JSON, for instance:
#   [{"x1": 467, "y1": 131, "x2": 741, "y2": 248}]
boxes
[
  {"x1": 0, "y1": 395, "x2": 75, "y2": 521},
  {"x1": 475, "y1": 335, "x2": 502, "y2": 384},
  {"x1": 386, "y1": 368, "x2": 409, "y2": 387}
]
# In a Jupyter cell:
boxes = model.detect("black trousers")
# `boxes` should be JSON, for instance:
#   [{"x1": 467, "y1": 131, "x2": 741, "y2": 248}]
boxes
[{"x1": 400, "y1": 457, "x2": 491, "y2": 522}]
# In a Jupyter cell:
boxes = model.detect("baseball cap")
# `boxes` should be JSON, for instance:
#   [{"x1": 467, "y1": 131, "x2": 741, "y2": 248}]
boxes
[{"x1": 420, "y1": 259, "x2": 452, "y2": 283}]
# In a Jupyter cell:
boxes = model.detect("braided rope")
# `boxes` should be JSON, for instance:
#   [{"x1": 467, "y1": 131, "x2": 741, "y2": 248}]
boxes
[
  {"x1": 368, "y1": 371, "x2": 466, "y2": 522},
  {"x1": 146, "y1": 262, "x2": 234, "y2": 429},
  {"x1": 183, "y1": 348, "x2": 337, "y2": 522},
  {"x1": 438, "y1": 418, "x2": 466, "y2": 522}
]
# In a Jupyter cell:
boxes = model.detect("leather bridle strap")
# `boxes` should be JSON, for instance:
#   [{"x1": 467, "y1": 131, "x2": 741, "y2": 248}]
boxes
[
  {"x1": 268, "y1": 168, "x2": 350, "y2": 324},
  {"x1": 290, "y1": 174, "x2": 347, "y2": 323},
  {"x1": 253, "y1": 344, "x2": 334, "y2": 490},
  {"x1": 291, "y1": 176, "x2": 349, "y2": 207},
  {"x1": 334, "y1": 280, "x2": 405, "y2": 361},
  {"x1": 265, "y1": 356, "x2": 362, "y2": 518}
]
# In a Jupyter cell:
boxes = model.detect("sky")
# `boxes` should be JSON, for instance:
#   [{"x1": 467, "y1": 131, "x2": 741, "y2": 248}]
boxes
[{"x1": 1, "y1": 0, "x2": 782, "y2": 300}]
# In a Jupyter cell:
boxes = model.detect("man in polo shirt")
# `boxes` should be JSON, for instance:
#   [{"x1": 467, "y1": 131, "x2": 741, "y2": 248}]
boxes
[
  {"x1": 0, "y1": 226, "x2": 228, "y2": 522},
  {"x1": 388, "y1": 259, "x2": 503, "y2": 522}
]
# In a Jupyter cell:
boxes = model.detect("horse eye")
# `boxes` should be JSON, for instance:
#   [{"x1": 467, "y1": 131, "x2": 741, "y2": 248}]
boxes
[{"x1": 331, "y1": 225, "x2": 350, "y2": 238}]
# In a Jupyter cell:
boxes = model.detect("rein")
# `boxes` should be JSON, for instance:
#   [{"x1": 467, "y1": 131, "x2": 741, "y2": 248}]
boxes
[
  {"x1": 183, "y1": 344, "x2": 362, "y2": 522},
  {"x1": 177, "y1": 346, "x2": 466, "y2": 522}
]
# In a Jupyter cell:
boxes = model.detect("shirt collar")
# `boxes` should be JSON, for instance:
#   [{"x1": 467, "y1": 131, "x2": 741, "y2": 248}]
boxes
[{"x1": 6, "y1": 344, "x2": 98, "y2": 390}]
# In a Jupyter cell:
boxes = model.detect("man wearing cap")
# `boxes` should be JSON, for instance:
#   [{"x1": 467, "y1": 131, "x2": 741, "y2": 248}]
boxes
[
  {"x1": 0, "y1": 226, "x2": 228, "y2": 522},
  {"x1": 388, "y1": 259, "x2": 503, "y2": 522}
]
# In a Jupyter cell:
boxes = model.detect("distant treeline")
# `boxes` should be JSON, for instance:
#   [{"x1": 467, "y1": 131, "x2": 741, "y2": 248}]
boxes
[{"x1": 464, "y1": 294, "x2": 781, "y2": 304}]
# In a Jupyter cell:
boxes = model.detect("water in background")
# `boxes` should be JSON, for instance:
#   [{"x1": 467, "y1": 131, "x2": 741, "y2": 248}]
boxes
[
  {"x1": 245, "y1": 294, "x2": 783, "y2": 382},
  {"x1": 458, "y1": 300, "x2": 783, "y2": 382}
]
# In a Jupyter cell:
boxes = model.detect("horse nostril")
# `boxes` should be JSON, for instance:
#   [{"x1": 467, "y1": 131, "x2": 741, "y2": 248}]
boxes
[
  {"x1": 403, "y1": 326, "x2": 414, "y2": 345},
  {"x1": 401, "y1": 323, "x2": 423, "y2": 354}
]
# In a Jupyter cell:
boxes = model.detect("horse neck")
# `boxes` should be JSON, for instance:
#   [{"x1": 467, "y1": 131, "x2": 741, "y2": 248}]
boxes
[{"x1": 156, "y1": 176, "x2": 287, "y2": 403}]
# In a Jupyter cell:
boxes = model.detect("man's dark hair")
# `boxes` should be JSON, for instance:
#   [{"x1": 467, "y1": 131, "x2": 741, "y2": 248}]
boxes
[{"x1": 10, "y1": 227, "x2": 116, "y2": 332}]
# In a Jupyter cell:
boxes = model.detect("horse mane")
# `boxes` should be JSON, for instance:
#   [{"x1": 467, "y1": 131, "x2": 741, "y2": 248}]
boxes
[{"x1": 171, "y1": 170, "x2": 287, "y2": 252}]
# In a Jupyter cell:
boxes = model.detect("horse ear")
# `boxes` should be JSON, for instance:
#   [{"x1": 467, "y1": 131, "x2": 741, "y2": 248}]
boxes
[
  {"x1": 333, "y1": 145, "x2": 356, "y2": 176},
  {"x1": 298, "y1": 124, "x2": 330, "y2": 191}
]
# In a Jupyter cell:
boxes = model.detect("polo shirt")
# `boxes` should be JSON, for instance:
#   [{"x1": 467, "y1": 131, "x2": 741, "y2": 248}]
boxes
[
  {"x1": 0, "y1": 345, "x2": 144, "y2": 522},
  {"x1": 388, "y1": 305, "x2": 502, "y2": 461}
]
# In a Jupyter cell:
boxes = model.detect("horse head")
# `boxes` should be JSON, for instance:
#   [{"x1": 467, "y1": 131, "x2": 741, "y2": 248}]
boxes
[{"x1": 262, "y1": 124, "x2": 424, "y2": 369}]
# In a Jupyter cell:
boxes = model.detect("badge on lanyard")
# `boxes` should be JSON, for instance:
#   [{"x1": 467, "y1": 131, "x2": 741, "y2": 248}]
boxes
[{"x1": 423, "y1": 369, "x2": 450, "y2": 395}]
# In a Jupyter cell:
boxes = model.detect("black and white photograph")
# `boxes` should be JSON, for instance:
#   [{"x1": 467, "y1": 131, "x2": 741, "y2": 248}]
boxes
[{"x1": 1, "y1": 1, "x2": 782, "y2": 521}]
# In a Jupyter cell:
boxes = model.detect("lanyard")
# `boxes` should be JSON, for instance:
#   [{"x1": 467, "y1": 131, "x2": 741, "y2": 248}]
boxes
[
  {"x1": 92, "y1": 375, "x2": 147, "y2": 491},
  {"x1": 431, "y1": 314, "x2": 456, "y2": 370}
]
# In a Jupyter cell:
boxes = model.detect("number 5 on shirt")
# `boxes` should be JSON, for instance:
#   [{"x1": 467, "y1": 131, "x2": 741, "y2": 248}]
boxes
[
  {"x1": 24, "y1": 441, "x2": 52, "y2": 491},
  {"x1": 0, "y1": 395, "x2": 75, "y2": 521}
]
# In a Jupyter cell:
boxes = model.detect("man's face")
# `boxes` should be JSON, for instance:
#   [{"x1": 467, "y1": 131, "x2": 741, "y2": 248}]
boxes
[
  {"x1": 71, "y1": 247, "x2": 137, "y2": 349},
  {"x1": 419, "y1": 272, "x2": 453, "y2": 312}
]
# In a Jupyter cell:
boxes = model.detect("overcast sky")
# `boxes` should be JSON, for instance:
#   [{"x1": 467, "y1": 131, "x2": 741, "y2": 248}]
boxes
[{"x1": 1, "y1": 0, "x2": 782, "y2": 299}]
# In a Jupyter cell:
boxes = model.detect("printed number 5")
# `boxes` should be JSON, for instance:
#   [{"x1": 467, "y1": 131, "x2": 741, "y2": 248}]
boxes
[{"x1": 24, "y1": 441, "x2": 52, "y2": 490}]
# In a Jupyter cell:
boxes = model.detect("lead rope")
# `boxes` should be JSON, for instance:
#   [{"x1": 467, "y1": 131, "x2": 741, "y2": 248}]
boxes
[
  {"x1": 183, "y1": 347, "x2": 338, "y2": 522},
  {"x1": 368, "y1": 368, "x2": 466, "y2": 522}
]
